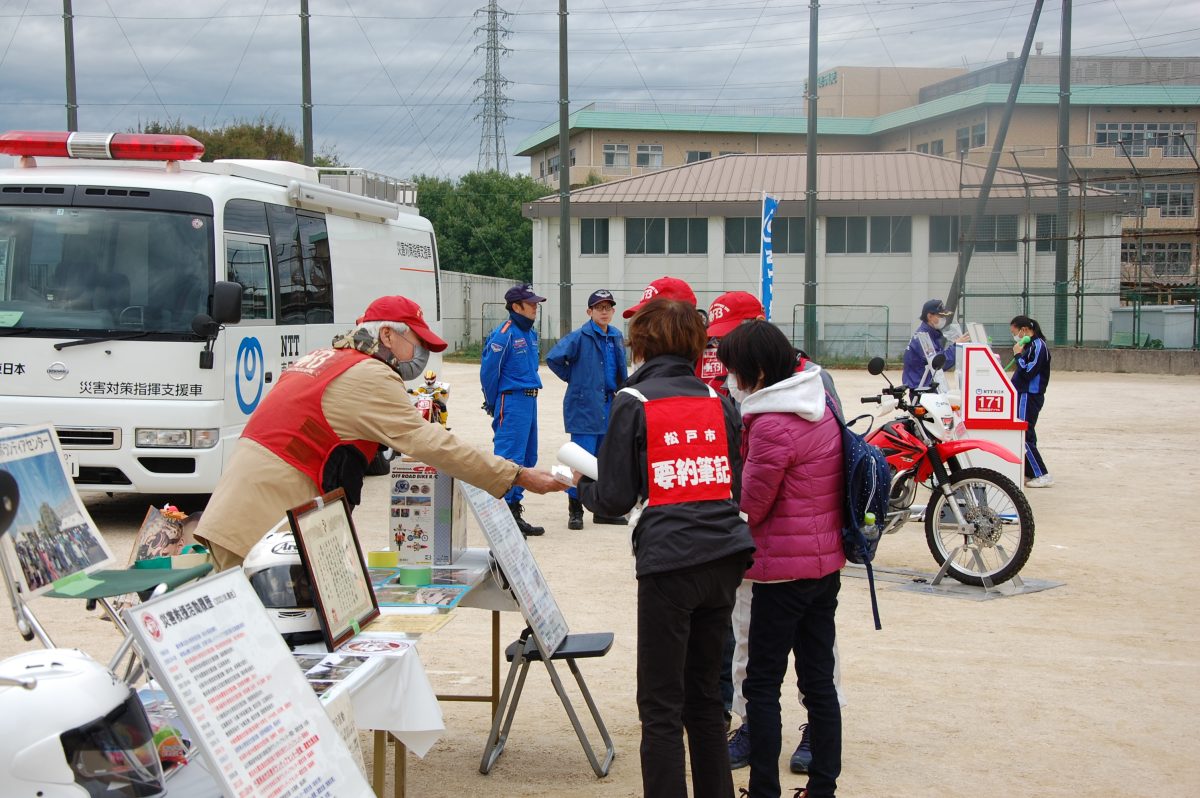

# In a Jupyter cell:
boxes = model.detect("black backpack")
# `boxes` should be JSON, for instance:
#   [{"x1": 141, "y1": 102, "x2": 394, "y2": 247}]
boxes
[{"x1": 827, "y1": 397, "x2": 890, "y2": 630}]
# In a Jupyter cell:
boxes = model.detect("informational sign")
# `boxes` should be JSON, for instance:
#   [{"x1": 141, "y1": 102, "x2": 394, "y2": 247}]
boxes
[
  {"x1": 288, "y1": 489, "x2": 380, "y2": 651},
  {"x1": 955, "y1": 342, "x2": 1027, "y2": 487},
  {"x1": 458, "y1": 482, "x2": 567, "y2": 655},
  {"x1": 389, "y1": 458, "x2": 465, "y2": 566},
  {"x1": 124, "y1": 568, "x2": 374, "y2": 798},
  {"x1": 0, "y1": 423, "x2": 112, "y2": 596}
]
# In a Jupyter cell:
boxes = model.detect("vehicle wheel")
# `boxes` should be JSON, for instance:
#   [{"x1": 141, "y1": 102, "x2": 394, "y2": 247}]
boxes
[
  {"x1": 365, "y1": 449, "x2": 391, "y2": 477},
  {"x1": 923, "y1": 467, "x2": 1034, "y2": 586}
]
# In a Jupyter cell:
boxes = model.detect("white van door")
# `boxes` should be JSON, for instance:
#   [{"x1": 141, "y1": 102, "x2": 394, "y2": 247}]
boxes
[{"x1": 223, "y1": 233, "x2": 280, "y2": 438}]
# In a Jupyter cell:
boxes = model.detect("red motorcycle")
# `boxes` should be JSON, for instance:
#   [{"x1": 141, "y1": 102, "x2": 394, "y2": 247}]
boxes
[{"x1": 859, "y1": 356, "x2": 1034, "y2": 587}]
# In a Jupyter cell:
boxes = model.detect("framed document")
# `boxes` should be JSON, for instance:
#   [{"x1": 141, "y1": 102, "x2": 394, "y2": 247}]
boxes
[{"x1": 287, "y1": 489, "x2": 379, "y2": 650}]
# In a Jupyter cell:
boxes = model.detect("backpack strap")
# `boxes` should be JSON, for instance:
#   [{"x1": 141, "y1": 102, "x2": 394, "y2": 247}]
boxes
[{"x1": 618, "y1": 387, "x2": 648, "y2": 403}]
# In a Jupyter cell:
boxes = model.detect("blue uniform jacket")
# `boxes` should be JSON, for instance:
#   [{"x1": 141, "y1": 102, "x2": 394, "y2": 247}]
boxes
[
  {"x1": 1012, "y1": 337, "x2": 1051, "y2": 394},
  {"x1": 546, "y1": 321, "x2": 629, "y2": 434},
  {"x1": 902, "y1": 321, "x2": 957, "y2": 388},
  {"x1": 480, "y1": 314, "x2": 542, "y2": 413}
]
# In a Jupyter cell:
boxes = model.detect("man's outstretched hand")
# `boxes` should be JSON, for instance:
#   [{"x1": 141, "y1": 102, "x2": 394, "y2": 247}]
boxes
[{"x1": 515, "y1": 467, "x2": 568, "y2": 494}]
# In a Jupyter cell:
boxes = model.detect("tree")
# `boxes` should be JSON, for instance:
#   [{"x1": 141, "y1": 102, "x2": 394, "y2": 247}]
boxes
[
  {"x1": 414, "y1": 171, "x2": 547, "y2": 281},
  {"x1": 135, "y1": 116, "x2": 342, "y2": 166}
]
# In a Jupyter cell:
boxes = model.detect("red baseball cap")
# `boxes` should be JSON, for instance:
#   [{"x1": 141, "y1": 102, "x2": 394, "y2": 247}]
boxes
[
  {"x1": 356, "y1": 296, "x2": 448, "y2": 352},
  {"x1": 622, "y1": 276, "x2": 697, "y2": 319},
  {"x1": 706, "y1": 291, "x2": 765, "y2": 338}
]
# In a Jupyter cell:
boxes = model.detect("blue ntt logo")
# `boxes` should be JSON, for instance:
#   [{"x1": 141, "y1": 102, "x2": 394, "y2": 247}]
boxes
[{"x1": 235, "y1": 337, "x2": 264, "y2": 414}]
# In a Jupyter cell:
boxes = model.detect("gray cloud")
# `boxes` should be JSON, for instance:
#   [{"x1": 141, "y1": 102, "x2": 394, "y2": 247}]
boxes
[{"x1": 0, "y1": 0, "x2": 1194, "y2": 179}]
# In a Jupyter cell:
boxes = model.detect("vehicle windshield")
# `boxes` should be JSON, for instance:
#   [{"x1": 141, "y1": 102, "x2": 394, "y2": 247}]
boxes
[{"x1": 0, "y1": 206, "x2": 213, "y2": 335}]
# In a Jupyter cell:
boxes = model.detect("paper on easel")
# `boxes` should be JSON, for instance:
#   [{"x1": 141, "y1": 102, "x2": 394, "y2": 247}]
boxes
[{"x1": 556, "y1": 442, "x2": 598, "y2": 480}]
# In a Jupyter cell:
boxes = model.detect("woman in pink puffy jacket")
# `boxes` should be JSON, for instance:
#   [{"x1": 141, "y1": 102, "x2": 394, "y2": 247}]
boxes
[{"x1": 716, "y1": 320, "x2": 845, "y2": 798}]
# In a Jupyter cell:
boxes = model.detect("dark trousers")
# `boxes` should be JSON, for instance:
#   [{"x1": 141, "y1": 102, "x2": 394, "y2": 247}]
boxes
[
  {"x1": 745, "y1": 572, "x2": 842, "y2": 798},
  {"x1": 1017, "y1": 392, "x2": 1049, "y2": 478},
  {"x1": 638, "y1": 553, "x2": 746, "y2": 798}
]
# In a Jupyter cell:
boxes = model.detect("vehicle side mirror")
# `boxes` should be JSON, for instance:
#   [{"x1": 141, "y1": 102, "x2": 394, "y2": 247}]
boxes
[
  {"x1": 867, "y1": 356, "x2": 886, "y2": 375},
  {"x1": 211, "y1": 281, "x2": 243, "y2": 325},
  {"x1": 931, "y1": 353, "x2": 947, "y2": 370},
  {"x1": 191, "y1": 314, "x2": 219, "y2": 339}
]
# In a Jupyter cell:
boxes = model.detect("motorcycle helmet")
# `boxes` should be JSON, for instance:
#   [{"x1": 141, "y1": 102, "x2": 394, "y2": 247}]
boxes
[
  {"x1": 244, "y1": 525, "x2": 323, "y2": 648},
  {"x1": 0, "y1": 648, "x2": 165, "y2": 797},
  {"x1": 423, "y1": 369, "x2": 438, "y2": 388}
]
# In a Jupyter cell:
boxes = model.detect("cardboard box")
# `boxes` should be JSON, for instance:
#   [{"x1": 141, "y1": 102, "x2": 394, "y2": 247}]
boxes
[{"x1": 389, "y1": 457, "x2": 465, "y2": 565}]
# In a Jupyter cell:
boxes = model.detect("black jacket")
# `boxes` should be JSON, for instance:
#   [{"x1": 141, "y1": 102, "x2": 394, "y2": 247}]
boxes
[{"x1": 578, "y1": 355, "x2": 754, "y2": 578}]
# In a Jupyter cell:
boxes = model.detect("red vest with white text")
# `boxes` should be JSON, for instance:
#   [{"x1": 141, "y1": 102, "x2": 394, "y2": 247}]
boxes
[{"x1": 242, "y1": 348, "x2": 379, "y2": 488}]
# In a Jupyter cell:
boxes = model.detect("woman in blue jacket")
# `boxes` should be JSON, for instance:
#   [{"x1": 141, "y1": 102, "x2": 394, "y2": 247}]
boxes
[
  {"x1": 1010, "y1": 315, "x2": 1053, "y2": 488},
  {"x1": 547, "y1": 289, "x2": 629, "y2": 528}
]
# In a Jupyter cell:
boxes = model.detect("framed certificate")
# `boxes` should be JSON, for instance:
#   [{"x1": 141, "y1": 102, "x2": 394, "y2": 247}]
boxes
[{"x1": 287, "y1": 489, "x2": 379, "y2": 650}]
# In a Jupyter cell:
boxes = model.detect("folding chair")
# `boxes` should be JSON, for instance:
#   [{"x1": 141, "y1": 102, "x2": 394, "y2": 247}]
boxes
[{"x1": 480, "y1": 626, "x2": 615, "y2": 778}]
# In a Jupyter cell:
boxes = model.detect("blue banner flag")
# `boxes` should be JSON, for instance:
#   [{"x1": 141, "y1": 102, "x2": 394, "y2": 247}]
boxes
[{"x1": 760, "y1": 194, "x2": 780, "y2": 321}]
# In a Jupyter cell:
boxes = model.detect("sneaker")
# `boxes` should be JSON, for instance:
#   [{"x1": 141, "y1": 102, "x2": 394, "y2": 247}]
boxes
[
  {"x1": 509, "y1": 502, "x2": 545, "y2": 537},
  {"x1": 567, "y1": 497, "x2": 584, "y2": 531},
  {"x1": 727, "y1": 722, "x2": 751, "y2": 769},
  {"x1": 789, "y1": 723, "x2": 811, "y2": 774},
  {"x1": 1026, "y1": 474, "x2": 1054, "y2": 488}
]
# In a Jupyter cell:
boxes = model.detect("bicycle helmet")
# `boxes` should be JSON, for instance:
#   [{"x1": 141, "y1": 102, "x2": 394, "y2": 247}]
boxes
[
  {"x1": 244, "y1": 526, "x2": 322, "y2": 647},
  {"x1": 423, "y1": 369, "x2": 438, "y2": 388},
  {"x1": 0, "y1": 648, "x2": 165, "y2": 797}
]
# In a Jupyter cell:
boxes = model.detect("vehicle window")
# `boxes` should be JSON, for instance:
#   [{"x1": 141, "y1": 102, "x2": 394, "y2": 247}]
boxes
[
  {"x1": 265, "y1": 204, "x2": 304, "y2": 325},
  {"x1": 226, "y1": 238, "x2": 273, "y2": 320},
  {"x1": 224, "y1": 199, "x2": 270, "y2": 236},
  {"x1": 297, "y1": 214, "x2": 332, "y2": 323}
]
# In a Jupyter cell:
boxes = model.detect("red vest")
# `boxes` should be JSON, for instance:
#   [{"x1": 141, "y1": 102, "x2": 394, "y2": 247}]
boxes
[
  {"x1": 242, "y1": 348, "x2": 379, "y2": 488},
  {"x1": 643, "y1": 394, "x2": 733, "y2": 506}
]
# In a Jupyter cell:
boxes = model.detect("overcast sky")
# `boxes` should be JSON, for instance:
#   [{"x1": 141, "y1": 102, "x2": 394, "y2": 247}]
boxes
[{"x1": 0, "y1": 0, "x2": 1195, "y2": 180}]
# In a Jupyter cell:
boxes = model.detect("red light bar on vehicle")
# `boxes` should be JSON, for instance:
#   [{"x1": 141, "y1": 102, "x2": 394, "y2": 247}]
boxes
[{"x1": 0, "y1": 131, "x2": 204, "y2": 161}]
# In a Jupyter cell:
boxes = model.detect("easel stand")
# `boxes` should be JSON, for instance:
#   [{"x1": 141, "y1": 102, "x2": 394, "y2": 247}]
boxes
[{"x1": 480, "y1": 626, "x2": 615, "y2": 777}]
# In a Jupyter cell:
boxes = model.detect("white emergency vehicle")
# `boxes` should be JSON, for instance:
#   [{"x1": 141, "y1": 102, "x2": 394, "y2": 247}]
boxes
[{"x1": 0, "y1": 130, "x2": 442, "y2": 494}]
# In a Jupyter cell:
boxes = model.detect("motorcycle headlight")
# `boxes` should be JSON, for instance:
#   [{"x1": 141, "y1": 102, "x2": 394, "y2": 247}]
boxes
[{"x1": 135, "y1": 428, "x2": 219, "y2": 449}]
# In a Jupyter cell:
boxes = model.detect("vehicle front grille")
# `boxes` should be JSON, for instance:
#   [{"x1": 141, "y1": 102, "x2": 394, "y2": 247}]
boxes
[{"x1": 55, "y1": 426, "x2": 121, "y2": 449}]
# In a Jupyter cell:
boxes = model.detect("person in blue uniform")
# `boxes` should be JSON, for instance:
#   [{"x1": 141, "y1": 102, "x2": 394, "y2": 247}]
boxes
[
  {"x1": 1010, "y1": 314, "x2": 1053, "y2": 488},
  {"x1": 902, "y1": 298, "x2": 970, "y2": 389},
  {"x1": 547, "y1": 289, "x2": 629, "y2": 529},
  {"x1": 481, "y1": 284, "x2": 548, "y2": 536}
]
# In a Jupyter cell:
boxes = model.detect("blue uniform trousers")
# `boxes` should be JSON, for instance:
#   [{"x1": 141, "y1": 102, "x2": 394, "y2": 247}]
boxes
[
  {"x1": 565, "y1": 433, "x2": 604, "y2": 501},
  {"x1": 492, "y1": 392, "x2": 538, "y2": 505}
]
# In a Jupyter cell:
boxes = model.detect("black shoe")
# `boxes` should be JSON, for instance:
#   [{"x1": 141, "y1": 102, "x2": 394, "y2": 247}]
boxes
[
  {"x1": 568, "y1": 497, "x2": 584, "y2": 530},
  {"x1": 592, "y1": 513, "x2": 627, "y2": 526},
  {"x1": 509, "y1": 502, "x2": 545, "y2": 537}
]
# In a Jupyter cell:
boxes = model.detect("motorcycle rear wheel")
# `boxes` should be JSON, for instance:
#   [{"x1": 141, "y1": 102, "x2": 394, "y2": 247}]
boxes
[{"x1": 923, "y1": 467, "x2": 1034, "y2": 586}]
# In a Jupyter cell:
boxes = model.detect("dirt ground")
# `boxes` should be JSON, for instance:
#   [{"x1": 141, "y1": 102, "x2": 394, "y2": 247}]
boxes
[{"x1": 3, "y1": 361, "x2": 1198, "y2": 797}]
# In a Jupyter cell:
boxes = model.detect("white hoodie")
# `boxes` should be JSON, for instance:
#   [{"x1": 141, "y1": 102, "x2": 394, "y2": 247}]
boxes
[{"x1": 737, "y1": 366, "x2": 828, "y2": 421}]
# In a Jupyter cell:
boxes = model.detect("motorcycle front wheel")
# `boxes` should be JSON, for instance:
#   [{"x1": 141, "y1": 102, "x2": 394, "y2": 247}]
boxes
[{"x1": 923, "y1": 467, "x2": 1034, "y2": 586}]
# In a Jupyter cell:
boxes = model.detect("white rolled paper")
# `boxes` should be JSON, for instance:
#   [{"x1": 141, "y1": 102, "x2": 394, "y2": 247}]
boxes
[{"x1": 556, "y1": 441, "x2": 599, "y2": 481}]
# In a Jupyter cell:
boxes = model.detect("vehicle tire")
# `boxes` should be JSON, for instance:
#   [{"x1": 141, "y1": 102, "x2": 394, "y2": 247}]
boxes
[
  {"x1": 365, "y1": 449, "x2": 391, "y2": 477},
  {"x1": 923, "y1": 467, "x2": 1034, "y2": 587}
]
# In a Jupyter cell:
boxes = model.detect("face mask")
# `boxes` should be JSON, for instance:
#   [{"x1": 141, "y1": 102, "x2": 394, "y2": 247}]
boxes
[
  {"x1": 1013, "y1": 333, "x2": 1023, "y2": 343},
  {"x1": 395, "y1": 344, "x2": 430, "y2": 381},
  {"x1": 932, "y1": 317, "x2": 948, "y2": 330},
  {"x1": 725, "y1": 374, "x2": 749, "y2": 404}
]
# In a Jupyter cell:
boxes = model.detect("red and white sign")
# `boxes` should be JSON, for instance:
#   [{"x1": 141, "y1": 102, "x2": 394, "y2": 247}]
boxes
[
  {"x1": 974, "y1": 393, "x2": 1006, "y2": 414},
  {"x1": 643, "y1": 396, "x2": 732, "y2": 506},
  {"x1": 699, "y1": 344, "x2": 725, "y2": 381}
]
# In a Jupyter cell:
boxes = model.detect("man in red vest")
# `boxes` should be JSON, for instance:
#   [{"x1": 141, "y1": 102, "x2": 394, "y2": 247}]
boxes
[{"x1": 197, "y1": 295, "x2": 564, "y2": 568}]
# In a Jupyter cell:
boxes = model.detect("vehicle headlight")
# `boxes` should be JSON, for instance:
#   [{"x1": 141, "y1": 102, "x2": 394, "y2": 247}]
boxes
[{"x1": 135, "y1": 428, "x2": 219, "y2": 449}]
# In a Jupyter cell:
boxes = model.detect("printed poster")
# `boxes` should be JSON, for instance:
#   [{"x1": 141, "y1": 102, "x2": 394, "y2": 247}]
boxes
[
  {"x1": 125, "y1": 568, "x2": 374, "y2": 798},
  {"x1": 0, "y1": 423, "x2": 112, "y2": 596}
]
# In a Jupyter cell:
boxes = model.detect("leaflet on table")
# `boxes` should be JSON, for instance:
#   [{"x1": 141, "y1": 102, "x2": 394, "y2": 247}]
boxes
[
  {"x1": 335, "y1": 633, "x2": 416, "y2": 657},
  {"x1": 124, "y1": 568, "x2": 375, "y2": 798},
  {"x1": 373, "y1": 583, "x2": 470, "y2": 609},
  {"x1": 366, "y1": 564, "x2": 481, "y2": 588}
]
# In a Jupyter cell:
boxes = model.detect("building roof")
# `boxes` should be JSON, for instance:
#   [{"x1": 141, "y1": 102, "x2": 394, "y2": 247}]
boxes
[
  {"x1": 514, "y1": 84, "x2": 1200, "y2": 155},
  {"x1": 522, "y1": 151, "x2": 1125, "y2": 218}
]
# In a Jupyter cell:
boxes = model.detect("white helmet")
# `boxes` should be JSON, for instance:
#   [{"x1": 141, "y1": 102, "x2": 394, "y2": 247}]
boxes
[
  {"x1": 243, "y1": 525, "x2": 322, "y2": 647},
  {"x1": 0, "y1": 648, "x2": 165, "y2": 797}
]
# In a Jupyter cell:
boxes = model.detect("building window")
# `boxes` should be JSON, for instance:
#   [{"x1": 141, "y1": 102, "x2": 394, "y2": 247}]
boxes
[
  {"x1": 971, "y1": 214, "x2": 1018, "y2": 253},
  {"x1": 956, "y1": 127, "x2": 970, "y2": 154},
  {"x1": 971, "y1": 123, "x2": 986, "y2": 148},
  {"x1": 868, "y1": 216, "x2": 912, "y2": 254},
  {"x1": 636, "y1": 144, "x2": 664, "y2": 169},
  {"x1": 916, "y1": 143, "x2": 929, "y2": 154},
  {"x1": 728, "y1": 217, "x2": 805, "y2": 254},
  {"x1": 667, "y1": 218, "x2": 708, "y2": 254},
  {"x1": 626, "y1": 218, "x2": 666, "y2": 255},
  {"x1": 725, "y1": 217, "x2": 752, "y2": 254},
  {"x1": 825, "y1": 216, "x2": 868, "y2": 254},
  {"x1": 1094, "y1": 181, "x2": 1195, "y2": 218},
  {"x1": 538, "y1": 160, "x2": 545, "y2": 178},
  {"x1": 569, "y1": 148, "x2": 576, "y2": 166},
  {"x1": 548, "y1": 154, "x2": 560, "y2": 175},
  {"x1": 1036, "y1": 214, "x2": 1059, "y2": 253},
  {"x1": 603, "y1": 143, "x2": 629, "y2": 168},
  {"x1": 1095, "y1": 122, "x2": 1197, "y2": 157},
  {"x1": 930, "y1": 139, "x2": 944, "y2": 156},
  {"x1": 580, "y1": 218, "x2": 609, "y2": 256},
  {"x1": 1121, "y1": 241, "x2": 1193, "y2": 277},
  {"x1": 686, "y1": 150, "x2": 712, "y2": 163},
  {"x1": 773, "y1": 217, "x2": 805, "y2": 254}
]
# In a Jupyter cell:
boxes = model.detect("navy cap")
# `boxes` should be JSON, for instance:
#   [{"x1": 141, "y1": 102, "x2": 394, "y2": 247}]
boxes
[
  {"x1": 504, "y1": 284, "x2": 547, "y2": 305},
  {"x1": 920, "y1": 298, "x2": 951, "y2": 320},
  {"x1": 587, "y1": 289, "x2": 616, "y2": 308}
]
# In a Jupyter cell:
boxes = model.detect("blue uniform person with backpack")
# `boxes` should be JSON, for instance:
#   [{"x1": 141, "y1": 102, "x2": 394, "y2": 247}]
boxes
[
  {"x1": 481, "y1": 284, "x2": 547, "y2": 536},
  {"x1": 547, "y1": 289, "x2": 629, "y2": 529}
]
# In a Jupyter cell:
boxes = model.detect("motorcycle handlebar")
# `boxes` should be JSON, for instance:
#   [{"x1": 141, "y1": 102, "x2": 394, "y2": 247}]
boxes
[{"x1": 860, "y1": 395, "x2": 882, "y2": 404}]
